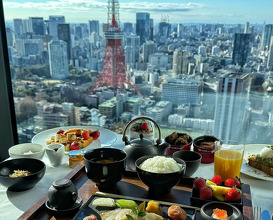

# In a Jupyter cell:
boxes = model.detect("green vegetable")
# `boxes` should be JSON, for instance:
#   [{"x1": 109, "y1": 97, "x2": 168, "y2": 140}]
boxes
[
  {"x1": 126, "y1": 201, "x2": 146, "y2": 220},
  {"x1": 116, "y1": 199, "x2": 138, "y2": 209}
]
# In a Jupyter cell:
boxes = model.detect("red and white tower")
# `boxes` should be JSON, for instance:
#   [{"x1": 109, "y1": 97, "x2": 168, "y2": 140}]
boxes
[{"x1": 90, "y1": 0, "x2": 141, "y2": 96}]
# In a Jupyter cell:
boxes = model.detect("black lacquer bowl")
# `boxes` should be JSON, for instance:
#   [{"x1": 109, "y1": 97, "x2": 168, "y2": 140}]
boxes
[
  {"x1": 0, "y1": 158, "x2": 46, "y2": 191},
  {"x1": 135, "y1": 155, "x2": 186, "y2": 195},
  {"x1": 84, "y1": 148, "x2": 127, "y2": 190},
  {"x1": 200, "y1": 201, "x2": 242, "y2": 220},
  {"x1": 173, "y1": 150, "x2": 201, "y2": 177}
]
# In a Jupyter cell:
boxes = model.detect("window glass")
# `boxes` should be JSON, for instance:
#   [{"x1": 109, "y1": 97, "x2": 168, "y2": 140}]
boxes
[{"x1": 2, "y1": 0, "x2": 273, "y2": 144}]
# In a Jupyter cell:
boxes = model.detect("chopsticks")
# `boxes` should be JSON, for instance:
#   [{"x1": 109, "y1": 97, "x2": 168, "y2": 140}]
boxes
[{"x1": 95, "y1": 191, "x2": 201, "y2": 211}]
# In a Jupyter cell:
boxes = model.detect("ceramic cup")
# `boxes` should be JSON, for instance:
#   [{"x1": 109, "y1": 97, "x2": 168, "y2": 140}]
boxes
[{"x1": 46, "y1": 143, "x2": 65, "y2": 167}]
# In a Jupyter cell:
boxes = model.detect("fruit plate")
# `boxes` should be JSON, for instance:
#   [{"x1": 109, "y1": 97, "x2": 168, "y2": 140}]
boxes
[
  {"x1": 190, "y1": 185, "x2": 247, "y2": 211},
  {"x1": 73, "y1": 192, "x2": 196, "y2": 220}
]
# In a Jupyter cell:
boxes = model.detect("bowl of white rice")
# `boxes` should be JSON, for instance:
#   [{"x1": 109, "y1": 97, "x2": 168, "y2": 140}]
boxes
[{"x1": 135, "y1": 155, "x2": 186, "y2": 195}]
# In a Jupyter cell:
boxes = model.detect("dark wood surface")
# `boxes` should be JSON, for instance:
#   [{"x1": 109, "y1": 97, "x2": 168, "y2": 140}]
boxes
[{"x1": 18, "y1": 165, "x2": 254, "y2": 220}]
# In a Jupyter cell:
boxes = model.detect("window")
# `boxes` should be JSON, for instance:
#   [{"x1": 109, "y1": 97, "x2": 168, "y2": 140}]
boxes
[{"x1": 1, "y1": 0, "x2": 273, "y2": 158}]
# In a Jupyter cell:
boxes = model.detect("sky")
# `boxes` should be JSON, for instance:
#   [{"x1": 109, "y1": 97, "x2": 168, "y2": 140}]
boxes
[{"x1": 2, "y1": 0, "x2": 273, "y2": 24}]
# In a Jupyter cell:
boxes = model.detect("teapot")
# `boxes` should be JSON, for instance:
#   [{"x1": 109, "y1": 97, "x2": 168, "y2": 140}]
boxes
[{"x1": 122, "y1": 116, "x2": 170, "y2": 170}]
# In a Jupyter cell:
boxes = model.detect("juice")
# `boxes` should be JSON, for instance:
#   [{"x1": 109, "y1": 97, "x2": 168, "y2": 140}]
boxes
[{"x1": 214, "y1": 150, "x2": 243, "y2": 181}]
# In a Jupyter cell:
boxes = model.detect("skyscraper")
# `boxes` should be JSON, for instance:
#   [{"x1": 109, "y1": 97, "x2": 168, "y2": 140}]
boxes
[
  {"x1": 29, "y1": 17, "x2": 44, "y2": 35},
  {"x1": 143, "y1": 41, "x2": 156, "y2": 62},
  {"x1": 214, "y1": 73, "x2": 251, "y2": 141},
  {"x1": 124, "y1": 34, "x2": 140, "y2": 69},
  {"x1": 244, "y1": 22, "x2": 249, "y2": 33},
  {"x1": 232, "y1": 33, "x2": 251, "y2": 67},
  {"x1": 123, "y1": 22, "x2": 134, "y2": 35},
  {"x1": 58, "y1": 23, "x2": 71, "y2": 61},
  {"x1": 48, "y1": 16, "x2": 65, "y2": 39},
  {"x1": 136, "y1": 12, "x2": 150, "y2": 45},
  {"x1": 267, "y1": 36, "x2": 273, "y2": 70},
  {"x1": 48, "y1": 39, "x2": 69, "y2": 80},
  {"x1": 172, "y1": 50, "x2": 189, "y2": 75},
  {"x1": 88, "y1": 20, "x2": 99, "y2": 35},
  {"x1": 158, "y1": 21, "x2": 171, "y2": 42},
  {"x1": 261, "y1": 24, "x2": 273, "y2": 49},
  {"x1": 13, "y1": 19, "x2": 24, "y2": 36}
]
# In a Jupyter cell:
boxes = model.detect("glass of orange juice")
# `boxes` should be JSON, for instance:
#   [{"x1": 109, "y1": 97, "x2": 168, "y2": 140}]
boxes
[{"x1": 214, "y1": 140, "x2": 245, "y2": 181}]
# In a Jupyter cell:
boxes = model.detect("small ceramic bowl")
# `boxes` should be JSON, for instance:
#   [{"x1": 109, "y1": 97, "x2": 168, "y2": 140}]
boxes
[
  {"x1": 135, "y1": 155, "x2": 186, "y2": 195},
  {"x1": 193, "y1": 135, "x2": 219, "y2": 163},
  {"x1": 173, "y1": 150, "x2": 202, "y2": 177},
  {"x1": 9, "y1": 143, "x2": 45, "y2": 160},
  {"x1": 200, "y1": 201, "x2": 242, "y2": 220},
  {"x1": 165, "y1": 133, "x2": 192, "y2": 156}
]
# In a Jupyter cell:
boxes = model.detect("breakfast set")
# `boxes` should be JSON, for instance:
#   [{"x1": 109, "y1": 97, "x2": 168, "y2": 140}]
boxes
[{"x1": 0, "y1": 116, "x2": 271, "y2": 220}]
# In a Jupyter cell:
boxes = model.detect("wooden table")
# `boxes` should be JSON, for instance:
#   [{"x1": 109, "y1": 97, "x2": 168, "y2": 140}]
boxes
[{"x1": 18, "y1": 165, "x2": 253, "y2": 220}]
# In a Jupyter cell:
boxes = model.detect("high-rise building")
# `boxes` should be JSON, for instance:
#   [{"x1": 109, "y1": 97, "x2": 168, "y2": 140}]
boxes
[
  {"x1": 198, "y1": 45, "x2": 205, "y2": 55},
  {"x1": 124, "y1": 34, "x2": 140, "y2": 69},
  {"x1": 57, "y1": 23, "x2": 71, "y2": 61},
  {"x1": 267, "y1": 36, "x2": 273, "y2": 70},
  {"x1": 24, "y1": 39, "x2": 44, "y2": 55},
  {"x1": 143, "y1": 41, "x2": 156, "y2": 62},
  {"x1": 232, "y1": 33, "x2": 251, "y2": 66},
  {"x1": 48, "y1": 16, "x2": 65, "y2": 39},
  {"x1": 214, "y1": 73, "x2": 251, "y2": 142},
  {"x1": 89, "y1": 20, "x2": 99, "y2": 35},
  {"x1": 261, "y1": 24, "x2": 273, "y2": 49},
  {"x1": 244, "y1": 22, "x2": 249, "y2": 33},
  {"x1": 212, "y1": 45, "x2": 220, "y2": 55},
  {"x1": 158, "y1": 21, "x2": 171, "y2": 41},
  {"x1": 48, "y1": 39, "x2": 69, "y2": 80},
  {"x1": 123, "y1": 22, "x2": 134, "y2": 35},
  {"x1": 162, "y1": 79, "x2": 201, "y2": 105},
  {"x1": 136, "y1": 12, "x2": 150, "y2": 45},
  {"x1": 6, "y1": 28, "x2": 13, "y2": 47},
  {"x1": 177, "y1": 24, "x2": 183, "y2": 38},
  {"x1": 172, "y1": 50, "x2": 189, "y2": 75},
  {"x1": 29, "y1": 17, "x2": 44, "y2": 35},
  {"x1": 13, "y1": 19, "x2": 24, "y2": 36}
]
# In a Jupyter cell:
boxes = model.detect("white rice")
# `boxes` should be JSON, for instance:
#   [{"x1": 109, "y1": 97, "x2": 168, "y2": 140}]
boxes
[{"x1": 139, "y1": 156, "x2": 182, "y2": 173}]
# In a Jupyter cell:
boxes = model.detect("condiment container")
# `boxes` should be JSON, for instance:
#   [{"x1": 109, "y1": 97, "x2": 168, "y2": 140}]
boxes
[{"x1": 69, "y1": 150, "x2": 84, "y2": 168}]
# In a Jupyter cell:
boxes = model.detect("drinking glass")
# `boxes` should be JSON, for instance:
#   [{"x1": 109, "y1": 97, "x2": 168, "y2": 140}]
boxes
[{"x1": 214, "y1": 140, "x2": 245, "y2": 181}]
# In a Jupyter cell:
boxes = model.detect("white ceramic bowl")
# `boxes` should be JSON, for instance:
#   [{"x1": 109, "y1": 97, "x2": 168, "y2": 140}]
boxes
[{"x1": 9, "y1": 143, "x2": 45, "y2": 160}]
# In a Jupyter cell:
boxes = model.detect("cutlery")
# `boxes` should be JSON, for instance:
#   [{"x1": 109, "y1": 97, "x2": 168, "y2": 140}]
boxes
[{"x1": 262, "y1": 210, "x2": 271, "y2": 220}]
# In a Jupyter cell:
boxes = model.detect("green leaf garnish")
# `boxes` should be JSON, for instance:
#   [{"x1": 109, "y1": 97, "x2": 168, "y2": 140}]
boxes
[
  {"x1": 132, "y1": 207, "x2": 138, "y2": 215},
  {"x1": 138, "y1": 201, "x2": 145, "y2": 213},
  {"x1": 126, "y1": 214, "x2": 134, "y2": 220},
  {"x1": 138, "y1": 212, "x2": 146, "y2": 217}
]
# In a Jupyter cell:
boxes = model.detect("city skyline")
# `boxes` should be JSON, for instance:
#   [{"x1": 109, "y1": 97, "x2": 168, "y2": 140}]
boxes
[{"x1": 3, "y1": 0, "x2": 273, "y2": 24}]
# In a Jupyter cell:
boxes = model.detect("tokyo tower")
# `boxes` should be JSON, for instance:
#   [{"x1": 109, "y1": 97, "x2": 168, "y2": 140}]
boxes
[{"x1": 90, "y1": 0, "x2": 141, "y2": 96}]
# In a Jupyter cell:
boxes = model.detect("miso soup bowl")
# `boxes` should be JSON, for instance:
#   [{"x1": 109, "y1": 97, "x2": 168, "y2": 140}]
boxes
[{"x1": 83, "y1": 148, "x2": 127, "y2": 190}]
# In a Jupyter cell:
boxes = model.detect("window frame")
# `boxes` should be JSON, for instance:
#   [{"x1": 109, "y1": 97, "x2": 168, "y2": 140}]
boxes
[{"x1": 0, "y1": 1, "x2": 19, "y2": 160}]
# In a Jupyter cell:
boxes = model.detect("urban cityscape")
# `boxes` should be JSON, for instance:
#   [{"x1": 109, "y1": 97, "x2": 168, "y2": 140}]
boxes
[{"x1": 3, "y1": 0, "x2": 273, "y2": 145}]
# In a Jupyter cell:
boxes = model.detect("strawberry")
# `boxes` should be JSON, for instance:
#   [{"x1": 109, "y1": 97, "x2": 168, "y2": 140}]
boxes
[
  {"x1": 193, "y1": 178, "x2": 206, "y2": 191},
  {"x1": 224, "y1": 188, "x2": 242, "y2": 202},
  {"x1": 199, "y1": 186, "x2": 213, "y2": 200},
  {"x1": 211, "y1": 175, "x2": 222, "y2": 186},
  {"x1": 224, "y1": 177, "x2": 241, "y2": 188},
  {"x1": 140, "y1": 122, "x2": 149, "y2": 130},
  {"x1": 91, "y1": 130, "x2": 100, "y2": 140},
  {"x1": 81, "y1": 130, "x2": 90, "y2": 140},
  {"x1": 56, "y1": 129, "x2": 64, "y2": 134},
  {"x1": 70, "y1": 141, "x2": 80, "y2": 150}
]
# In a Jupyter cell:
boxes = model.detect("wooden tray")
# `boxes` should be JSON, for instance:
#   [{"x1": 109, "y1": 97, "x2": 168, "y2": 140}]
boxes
[{"x1": 18, "y1": 165, "x2": 254, "y2": 220}]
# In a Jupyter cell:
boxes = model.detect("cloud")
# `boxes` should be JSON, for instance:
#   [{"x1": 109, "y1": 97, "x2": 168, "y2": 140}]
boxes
[{"x1": 3, "y1": 0, "x2": 204, "y2": 13}]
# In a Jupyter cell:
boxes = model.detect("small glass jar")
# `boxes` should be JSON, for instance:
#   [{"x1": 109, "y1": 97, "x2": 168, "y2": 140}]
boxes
[{"x1": 69, "y1": 152, "x2": 84, "y2": 169}]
